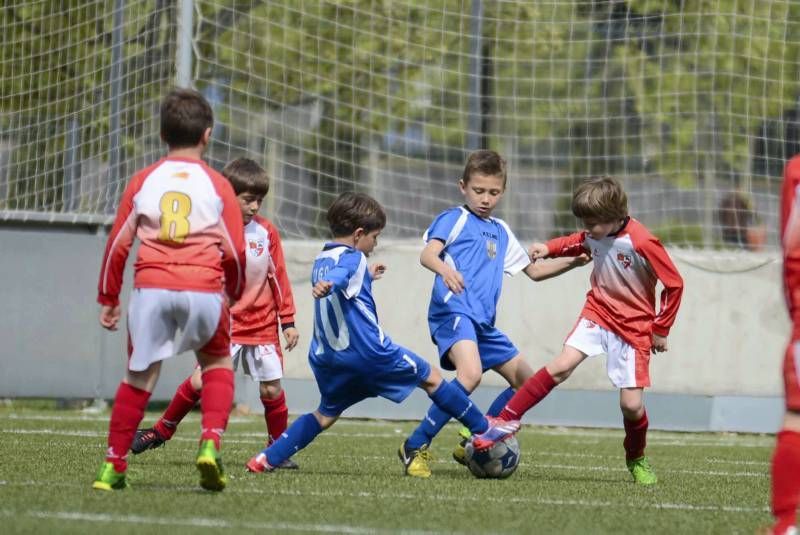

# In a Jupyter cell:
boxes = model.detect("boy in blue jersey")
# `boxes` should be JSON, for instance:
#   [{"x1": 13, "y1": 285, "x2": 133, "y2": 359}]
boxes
[
  {"x1": 400, "y1": 150, "x2": 587, "y2": 477},
  {"x1": 245, "y1": 192, "x2": 521, "y2": 474}
]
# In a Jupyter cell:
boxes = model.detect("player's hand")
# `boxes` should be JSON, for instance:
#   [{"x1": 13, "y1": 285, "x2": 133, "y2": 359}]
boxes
[
  {"x1": 369, "y1": 263, "x2": 387, "y2": 280},
  {"x1": 283, "y1": 327, "x2": 299, "y2": 352},
  {"x1": 99, "y1": 305, "x2": 121, "y2": 331},
  {"x1": 529, "y1": 242, "x2": 549, "y2": 260},
  {"x1": 439, "y1": 266, "x2": 465, "y2": 294},
  {"x1": 312, "y1": 280, "x2": 333, "y2": 299},
  {"x1": 574, "y1": 252, "x2": 592, "y2": 266},
  {"x1": 652, "y1": 334, "x2": 668, "y2": 353}
]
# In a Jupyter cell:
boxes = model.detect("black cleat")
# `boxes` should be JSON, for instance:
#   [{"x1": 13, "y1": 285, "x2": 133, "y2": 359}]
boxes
[{"x1": 130, "y1": 427, "x2": 166, "y2": 455}]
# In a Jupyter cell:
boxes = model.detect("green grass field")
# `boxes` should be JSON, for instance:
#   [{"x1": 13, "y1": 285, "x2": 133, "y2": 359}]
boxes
[{"x1": 0, "y1": 407, "x2": 773, "y2": 534}]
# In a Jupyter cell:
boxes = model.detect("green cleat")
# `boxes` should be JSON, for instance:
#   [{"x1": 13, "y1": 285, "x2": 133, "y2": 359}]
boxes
[
  {"x1": 196, "y1": 439, "x2": 227, "y2": 491},
  {"x1": 452, "y1": 426, "x2": 472, "y2": 466},
  {"x1": 626, "y1": 456, "x2": 657, "y2": 485},
  {"x1": 92, "y1": 462, "x2": 127, "y2": 491},
  {"x1": 398, "y1": 441, "x2": 432, "y2": 478}
]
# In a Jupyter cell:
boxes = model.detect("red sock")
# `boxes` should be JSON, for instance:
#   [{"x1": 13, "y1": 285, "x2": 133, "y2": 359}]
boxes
[
  {"x1": 106, "y1": 382, "x2": 151, "y2": 472},
  {"x1": 772, "y1": 429, "x2": 800, "y2": 534},
  {"x1": 262, "y1": 391, "x2": 289, "y2": 443},
  {"x1": 499, "y1": 367, "x2": 556, "y2": 421},
  {"x1": 199, "y1": 368, "x2": 234, "y2": 449},
  {"x1": 623, "y1": 410, "x2": 649, "y2": 461},
  {"x1": 154, "y1": 376, "x2": 200, "y2": 439}
]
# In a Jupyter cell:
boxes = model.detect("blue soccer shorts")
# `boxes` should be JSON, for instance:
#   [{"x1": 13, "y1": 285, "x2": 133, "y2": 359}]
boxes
[
  {"x1": 310, "y1": 345, "x2": 432, "y2": 417},
  {"x1": 432, "y1": 314, "x2": 518, "y2": 371}
]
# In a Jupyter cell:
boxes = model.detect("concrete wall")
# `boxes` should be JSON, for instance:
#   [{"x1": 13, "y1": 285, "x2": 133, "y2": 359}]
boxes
[{"x1": 0, "y1": 224, "x2": 787, "y2": 431}]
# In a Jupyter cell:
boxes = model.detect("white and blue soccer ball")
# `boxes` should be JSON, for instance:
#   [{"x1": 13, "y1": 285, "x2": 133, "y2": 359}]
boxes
[{"x1": 464, "y1": 435, "x2": 520, "y2": 479}]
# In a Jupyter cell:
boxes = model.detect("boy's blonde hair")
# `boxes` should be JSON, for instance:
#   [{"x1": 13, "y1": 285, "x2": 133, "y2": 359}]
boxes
[
  {"x1": 222, "y1": 157, "x2": 269, "y2": 197},
  {"x1": 571, "y1": 176, "x2": 628, "y2": 222}
]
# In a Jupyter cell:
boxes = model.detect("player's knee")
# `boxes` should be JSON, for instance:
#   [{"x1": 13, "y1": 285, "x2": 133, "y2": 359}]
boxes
[
  {"x1": 259, "y1": 380, "x2": 282, "y2": 399},
  {"x1": 619, "y1": 398, "x2": 643, "y2": 418},
  {"x1": 420, "y1": 367, "x2": 443, "y2": 393},
  {"x1": 456, "y1": 369, "x2": 482, "y2": 391},
  {"x1": 313, "y1": 410, "x2": 338, "y2": 430}
]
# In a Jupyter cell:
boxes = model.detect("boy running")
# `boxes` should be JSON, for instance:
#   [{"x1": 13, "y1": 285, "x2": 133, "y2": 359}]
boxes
[
  {"x1": 245, "y1": 192, "x2": 520, "y2": 473},
  {"x1": 92, "y1": 88, "x2": 246, "y2": 492},
  {"x1": 400, "y1": 150, "x2": 586, "y2": 478},
  {"x1": 131, "y1": 158, "x2": 301, "y2": 469},
  {"x1": 473, "y1": 176, "x2": 684, "y2": 486}
]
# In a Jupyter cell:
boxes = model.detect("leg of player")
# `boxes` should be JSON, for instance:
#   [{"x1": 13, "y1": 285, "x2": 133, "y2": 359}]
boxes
[
  {"x1": 772, "y1": 410, "x2": 800, "y2": 535},
  {"x1": 259, "y1": 379, "x2": 298, "y2": 469},
  {"x1": 620, "y1": 387, "x2": 656, "y2": 485},
  {"x1": 194, "y1": 351, "x2": 234, "y2": 492},
  {"x1": 404, "y1": 341, "x2": 482, "y2": 454},
  {"x1": 132, "y1": 368, "x2": 202, "y2": 455},
  {"x1": 246, "y1": 411, "x2": 338, "y2": 473},
  {"x1": 399, "y1": 367, "x2": 520, "y2": 477},
  {"x1": 92, "y1": 362, "x2": 162, "y2": 491}
]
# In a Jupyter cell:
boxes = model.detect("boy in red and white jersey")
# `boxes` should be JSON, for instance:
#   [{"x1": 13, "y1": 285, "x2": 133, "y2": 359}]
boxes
[
  {"x1": 131, "y1": 158, "x2": 301, "y2": 468},
  {"x1": 92, "y1": 88, "x2": 246, "y2": 492},
  {"x1": 770, "y1": 155, "x2": 800, "y2": 535},
  {"x1": 472, "y1": 176, "x2": 683, "y2": 486}
]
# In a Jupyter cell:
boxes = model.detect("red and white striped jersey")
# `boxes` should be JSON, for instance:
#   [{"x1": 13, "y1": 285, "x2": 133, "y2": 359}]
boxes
[
  {"x1": 781, "y1": 154, "x2": 800, "y2": 333},
  {"x1": 231, "y1": 215, "x2": 296, "y2": 345},
  {"x1": 97, "y1": 156, "x2": 246, "y2": 307},
  {"x1": 545, "y1": 217, "x2": 683, "y2": 350}
]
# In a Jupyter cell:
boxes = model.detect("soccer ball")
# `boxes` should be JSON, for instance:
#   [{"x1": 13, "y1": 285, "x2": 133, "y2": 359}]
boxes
[{"x1": 464, "y1": 435, "x2": 520, "y2": 479}]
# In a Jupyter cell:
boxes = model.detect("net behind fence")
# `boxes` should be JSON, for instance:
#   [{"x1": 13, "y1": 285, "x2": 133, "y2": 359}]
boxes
[{"x1": 2, "y1": 1, "x2": 799, "y2": 259}]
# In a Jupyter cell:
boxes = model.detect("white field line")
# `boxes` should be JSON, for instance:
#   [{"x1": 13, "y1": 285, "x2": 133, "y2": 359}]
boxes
[
  {"x1": 0, "y1": 510, "x2": 452, "y2": 535},
  {"x1": 0, "y1": 482, "x2": 769, "y2": 515},
  {"x1": 0, "y1": 429, "x2": 770, "y2": 478}
]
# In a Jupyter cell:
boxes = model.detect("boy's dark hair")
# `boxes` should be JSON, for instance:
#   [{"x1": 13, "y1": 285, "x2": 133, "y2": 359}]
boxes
[
  {"x1": 327, "y1": 192, "x2": 386, "y2": 237},
  {"x1": 461, "y1": 149, "x2": 507, "y2": 187},
  {"x1": 222, "y1": 158, "x2": 269, "y2": 196},
  {"x1": 160, "y1": 88, "x2": 214, "y2": 149},
  {"x1": 571, "y1": 176, "x2": 629, "y2": 221}
]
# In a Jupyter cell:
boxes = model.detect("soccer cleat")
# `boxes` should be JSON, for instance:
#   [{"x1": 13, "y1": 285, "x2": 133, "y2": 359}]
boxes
[
  {"x1": 92, "y1": 462, "x2": 127, "y2": 491},
  {"x1": 398, "y1": 440, "x2": 432, "y2": 478},
  {"x1": 276, "y1": 458, "x2": 299, "y2": 470},
  {"x1": 196, "y1": 440, "x2": 227, "y2": 491},
  {"x1": 245, "y1": 452, "x2": 276, "y2": 473},
  {"x1": 130, "y1": 427, "x2": 166, "y2": 455},
  {"x1": 626, "y1": 456, "x2": 658, "y2": 485},
  {"x1": 452, "y1": 426, "x2": 472, "y2": 466},
  {"x1": 469, "y1": 417, "x2": 522, "y2": 451}
]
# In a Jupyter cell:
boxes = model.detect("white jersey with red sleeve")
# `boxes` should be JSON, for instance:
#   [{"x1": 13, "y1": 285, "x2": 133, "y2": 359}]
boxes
[
  {"x1": 546, "y1": 217, "x2": 684, "y2": 350},
  {"x1": 97, "y1": 156, "x2": 246, "y2": 307},
  {"x1": 230, "y1": 215, "x2": 296, "y2": 346}
]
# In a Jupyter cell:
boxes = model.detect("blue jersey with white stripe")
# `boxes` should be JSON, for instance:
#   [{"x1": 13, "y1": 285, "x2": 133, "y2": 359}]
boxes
[
  {"x1": 425, "y1": 206, "x2": 530, "y2": 333},
  {"x1": 309, "y1": 243, "x2": 393, "y2": 360}
]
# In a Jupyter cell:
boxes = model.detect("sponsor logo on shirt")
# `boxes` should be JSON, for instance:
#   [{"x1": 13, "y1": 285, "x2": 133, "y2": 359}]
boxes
[
  {"x1": 248, "y1": 238, "x2": 265, "y2": 257},
  {"x1": 171, "y1": 171, "x2": 190, "y2": 180},
  {"x1": 617, "y1": 252, "x2": 632, "y2": 269}
]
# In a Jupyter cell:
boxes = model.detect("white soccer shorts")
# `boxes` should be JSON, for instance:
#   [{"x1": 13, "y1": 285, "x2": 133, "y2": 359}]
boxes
[
  {"x1": 565, "y1": 318, "x2": 650, "y2": 388},
  {"x1": 231, "y1": 343, "x2": 284, "y2": 382},
  {"x1": 126, "y1": 288, "x2": 225, "y2": 372}
]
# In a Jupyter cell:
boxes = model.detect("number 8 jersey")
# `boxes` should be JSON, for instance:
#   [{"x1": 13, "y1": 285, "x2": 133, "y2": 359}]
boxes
[
  {"x1": 98, "y1": 157, "x2": 246, "y2": 307},
  {"x1": 310, "y1": 243, "x2": 393, "y2": 360}
]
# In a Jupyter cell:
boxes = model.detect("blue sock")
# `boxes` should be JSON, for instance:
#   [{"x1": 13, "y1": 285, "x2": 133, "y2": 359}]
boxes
[
  {"x1": 407, "y1": 380, "x2": 486, "y2": 450},
  {"x1": 487, "y1": 387, "x2": 515, "y2": 417},
  {"x1": 263, "y1": 413, "x2": 322, "y2": 467}
]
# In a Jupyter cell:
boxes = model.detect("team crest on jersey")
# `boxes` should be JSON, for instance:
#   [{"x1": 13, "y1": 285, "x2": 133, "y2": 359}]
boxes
[
  {"x1": 617, "y1": 252, "x2": 632, "y2": 269},
  {"x1": 486, "y1": 239, "x2": 497, "y2": 259},
  {"x1": 248, "y1": 238, "x2": 265, "y2": 257}
]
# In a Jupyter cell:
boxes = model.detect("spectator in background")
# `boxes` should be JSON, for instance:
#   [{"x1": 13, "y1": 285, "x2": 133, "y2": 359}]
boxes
[{"x1": 718, "y1": 191, "x2": 766, "y2": 251}]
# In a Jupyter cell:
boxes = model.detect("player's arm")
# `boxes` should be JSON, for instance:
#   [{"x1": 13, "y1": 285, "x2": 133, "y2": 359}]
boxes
[
  {"x1": 638, "y1": 237, "x2": 684, "y2": 352},
  {"x1": 544, "y1": 232, "x2": 590, "y2": 258},
  {"x1": 315, "y1": 251, "x2": 364, "y2": 298},
  {"x1": 97, "y1": 175, "x2": 140, "y2": 329},
  {"x1": 267, "y1": 223, "x2": 299, "y2": 351},
  {"x1": 217, "y1": 182, "x2": 247, "y2": 302},
  {"x1": 420, "y1": 239, "x2": 464, "y2": 293},
  {"x1": 523, "y1": 254, "x2": 590, "y2": 281}
]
